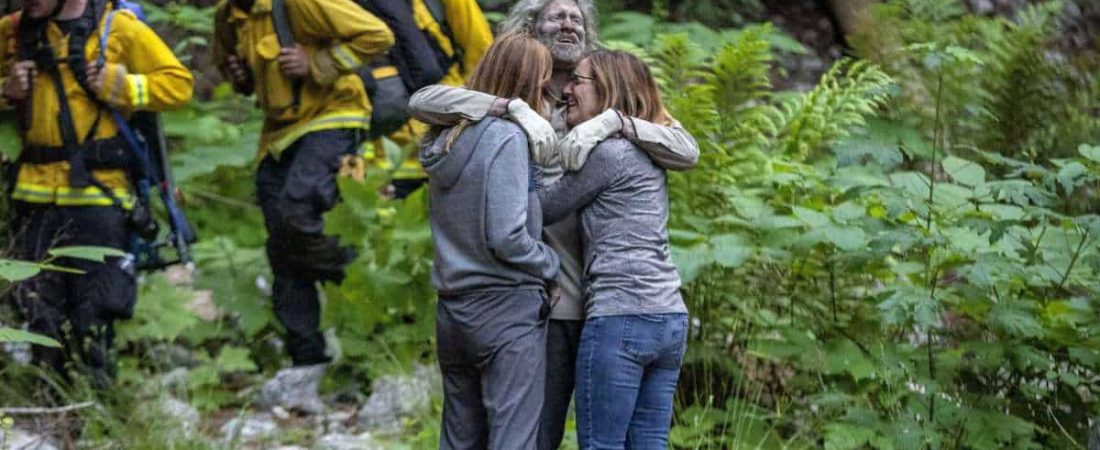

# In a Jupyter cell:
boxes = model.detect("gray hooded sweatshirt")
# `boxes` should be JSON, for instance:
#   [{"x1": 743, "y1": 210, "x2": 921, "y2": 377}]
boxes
[{"x1": 421, "y1": 117, "x2": 560, "y2": 295}]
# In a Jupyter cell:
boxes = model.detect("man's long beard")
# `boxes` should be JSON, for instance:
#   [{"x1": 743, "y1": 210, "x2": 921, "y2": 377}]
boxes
[{"x1": 539, "y1": 32, "x2": 585, "y2": 64}]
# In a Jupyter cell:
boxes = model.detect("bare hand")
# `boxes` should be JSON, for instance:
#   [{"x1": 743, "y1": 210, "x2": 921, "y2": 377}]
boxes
[
  {"x1": 226, "y1": 54, "x2": 251, "y2": 86},
  {"x1": 3, "y1": 60, "x2": 36, "y2": 100},
  {"x1": 547, "y1": 283, "x2": 562, "y2": 307},
  {"x1": 85, "y1": 63, "x2": 105, "y2": 94},
  {"x1": 277, "y1": 45, "x2": 309, "y2": 79}
]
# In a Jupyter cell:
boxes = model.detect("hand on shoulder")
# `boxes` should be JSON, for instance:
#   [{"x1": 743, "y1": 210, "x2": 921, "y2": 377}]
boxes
[{"x1": 559, "y1": 109, "x2": 624, "y2": 171}]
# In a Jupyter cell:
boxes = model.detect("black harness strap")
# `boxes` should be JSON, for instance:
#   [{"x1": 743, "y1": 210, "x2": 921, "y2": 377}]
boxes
[
  {"x1": 421, "y1": 0, "x2": 463, "y2": 73},
  {"x1": 270, "y1": 0, "x2": 301, "y2": 109},
  {"x1": 18, "y1": 0, "x2": 127, "y2": 205}
]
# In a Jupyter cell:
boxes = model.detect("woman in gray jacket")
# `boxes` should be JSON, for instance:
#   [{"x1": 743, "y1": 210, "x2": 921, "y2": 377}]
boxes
[
  {"x1": 540, "y1": 51, "x2": 688, "y2": 449},
  {"x1": 420, "y1": 31, "x2": 560, "y2": 450}
]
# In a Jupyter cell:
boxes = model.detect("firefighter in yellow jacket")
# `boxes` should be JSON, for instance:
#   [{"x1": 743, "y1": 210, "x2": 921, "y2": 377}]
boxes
[
  {"x1": 0, "y1": 0, "x2": 192, "y2": 387},
  {"x1": 212, "y1": 0, "x2": 394, "y2": 413},
  {"x1": 373, "y1": 0, "x2": 491, "y2": 199}
]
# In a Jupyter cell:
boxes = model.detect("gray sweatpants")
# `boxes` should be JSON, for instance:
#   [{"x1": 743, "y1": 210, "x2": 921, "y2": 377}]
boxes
[{"x1": 436, "y1": 289, "x2": 549, "y2": 450}]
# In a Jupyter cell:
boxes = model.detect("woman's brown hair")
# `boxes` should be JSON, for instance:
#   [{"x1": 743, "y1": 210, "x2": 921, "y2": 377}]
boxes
[
  {"x1": 443, "y1": 30, "x2": 552, "y2": 150},
  {"x1": 585, "y1": 50, "x2": 672, "y2": 126}
]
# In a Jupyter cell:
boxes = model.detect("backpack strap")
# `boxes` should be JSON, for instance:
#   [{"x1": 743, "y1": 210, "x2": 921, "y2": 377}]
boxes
[
  {"x1": 271, "y1": 0, "x2": 301, "y2": 109},
  {"x1": 420, "y1": 0, "x2": 463, "y2": 73},
  {"x1": 97, "y1": 9, "x2": 153, "y2": 191},
  {"x1": 271, "y1": 0, "x2": 294, "y2": 48}
]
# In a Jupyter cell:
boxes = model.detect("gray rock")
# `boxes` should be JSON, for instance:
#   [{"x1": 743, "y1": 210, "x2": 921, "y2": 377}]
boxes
[
  {"x1": 149, "y1": 343, "x2": 200, "y2": 368},
  {"x1": 1090, "y1": 416, "x2": 1100, "y2": 450},
  {"x1": 2, "y1": 341, "x2": 32, "y2": 365},
  {"x1": 220, "y1": 413, "x2": 279, "y2": 443},
  {"x1": 800, "y1": 56, "x2": 826, "y2": 73},
  {"x1": 0, "y1": 321, "x2": 33, "y2": 365},
  {"x1": 159, "y1": 367, "x2": 191, "y2": 391},
  {"x1": 356, "y1": 364, "x2": 441, "y2": 435},
  {"x1": 258, "y1": 363, "x2": 329, "y2": 415},
  {"x1": 158, "y1": 396, "x2": 200, "y2": 438},
  {"x1": 975, "y1": 0, "x2": 995, "y2": 15},
  {"x1": 0, "y1": 428, "x2": 59, "y2": 450},
  {"x1": 1064, "y1": 1, "x2": 1081, "y2": 19},
  {"x1": 314, "y1": 432, "x2": 384, "y2": 450},
  {"x1": 323, "y1": 409, "x2": 355, "y2": 434}
]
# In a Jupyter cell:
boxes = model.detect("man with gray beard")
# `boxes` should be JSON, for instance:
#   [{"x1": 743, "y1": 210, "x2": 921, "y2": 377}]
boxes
[{"x1": 408, "y1": 1, "x2": 699, "y2": 448}]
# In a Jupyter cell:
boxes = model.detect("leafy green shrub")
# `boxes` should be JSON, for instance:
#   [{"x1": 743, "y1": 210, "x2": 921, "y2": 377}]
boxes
[{"x1": 647, "y1": 8, "x2": 1100, "y2": 449}]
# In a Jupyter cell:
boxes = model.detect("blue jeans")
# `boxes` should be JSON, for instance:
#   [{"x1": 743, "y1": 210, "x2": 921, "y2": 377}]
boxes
[{"x1": 575, "y1": 313, "x2": 688, "y2": 449}]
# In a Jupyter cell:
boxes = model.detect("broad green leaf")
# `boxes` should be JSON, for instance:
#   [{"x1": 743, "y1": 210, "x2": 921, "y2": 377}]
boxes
[
  {"x1": 832, "y1": 202, "x2": 866, "y2": 223},
  {"x1": 942, "y1": 156, "x2": 985, "y2": 186},
  {"x1": 215, "y1": 346, "x2": 258, "y2": 372},
  {"x1": 0, "y1": 327, "x2": 61, "y2": 347},
  {"x1": 1078, "y1": 144, "x2": 1100, "y2": 162},
  {"x1": 824, "y1": 423, "x2": 876, "y2": 450},
  {"x1": 672, "y1": 243, "x2": 713, "y2": 284},
  {"x1": 931, "y1": 183, "x2": 973, "y2": 208},
  {"x1": 1069, "y1": 348, "x2": 1100, "y2": 366},
  {"x1": 0, "y1": 259, "x2": 41, "y2": 281},
  {"x1": 793, "y1": 206, "x2": 831, "y2": 227},
  {"x1": 824, "y1": 226, "x2": 867, "y2": 251},
  {"x1": 669, "y1": 228, "x2": 707, "y2": 246},
  {"x1": 709, "y1": 234, "x2": 752, "y2": 268},
  {"x1": 730, "y1": 196, "x2": 770, "y2": 220},
  {"x1": 754, "y1": 214, "x2": 803, "y2": 229},
  {"x1": 978, "y1": 203, "x2": 1025, "y2": 221},
  {"x1": 116, "y1": 277, "x2": 199, "y2": 342},
  {"x1": 878, "y1": 287, "x2": 939, "y2": 327},
  {"x1": 991, "y1": 303, "x2": 1044, "y2": 338},
  {"x1": 1042, "y1": 300, "x2": 1092, "y2": 327},
  {"x1": 48, "y1": 246, "x2": 126, "y2": 262},
  {"x1": 943, "y1": 227, "x2": 991, "y2": 253},
  {"x1": 833, "y1": 138, "x2": 903, "y2": 168},
  {"x1": 1056, "y1": 161, "x2": 1088, "y2": 194},
  {"x1": 889, "y1": 172, "x2": 930, "y2": 198},
  {"x1": 824, "y1": 339, "x2": 876, "y2": 380},
  {"x1": 833, "y1": 165, "x2": 891, "y2": 190}
]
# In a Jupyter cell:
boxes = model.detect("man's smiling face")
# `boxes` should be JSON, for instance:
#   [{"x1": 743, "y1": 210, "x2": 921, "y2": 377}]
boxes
[{"x1": 535, "y1": 0, "x2": 586, "y2": 65}]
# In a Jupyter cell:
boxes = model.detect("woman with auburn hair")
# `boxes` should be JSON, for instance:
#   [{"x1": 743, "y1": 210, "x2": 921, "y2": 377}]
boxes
[
  {"x1": 420, "y1": 30, "x2": 560, "y2": 450},
  {"x1": 540, "y1": 50, "x2": 687, "y2": 449}
]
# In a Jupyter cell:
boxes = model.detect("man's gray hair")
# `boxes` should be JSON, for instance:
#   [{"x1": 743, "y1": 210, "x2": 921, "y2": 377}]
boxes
[{"x1": 498, "y1": 0, "x2": 599, "y2": 53}]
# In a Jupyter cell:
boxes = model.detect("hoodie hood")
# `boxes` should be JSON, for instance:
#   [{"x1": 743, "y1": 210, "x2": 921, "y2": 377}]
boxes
[{"x1": 420, "y1": 122, "x2": 487, "y2": 189}]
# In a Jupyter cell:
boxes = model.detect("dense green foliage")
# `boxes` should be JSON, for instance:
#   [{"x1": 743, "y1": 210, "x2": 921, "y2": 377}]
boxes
[
  {"x1": 1, "y1": 0, "x2": 1097, "y2": 448},
  {"x1": 652, "y1": 1, "x2": 1100, "y2": 448}
]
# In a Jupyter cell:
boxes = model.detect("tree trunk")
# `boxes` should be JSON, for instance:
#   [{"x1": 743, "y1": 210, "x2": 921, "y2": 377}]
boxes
[{"x1": 825, "y1": 0, "x2": 878, "y2": 38}]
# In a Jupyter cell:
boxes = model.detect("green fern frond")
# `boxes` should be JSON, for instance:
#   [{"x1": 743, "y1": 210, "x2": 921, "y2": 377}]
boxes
[
  {"x1": 707, "y1": 24, "x2": 774, "y2": 118},
  {"x1": 901, "y1": 0, "x2": 966, "y2": 26},
  {"x1": 774, "y1": 59, "x2": 894, "y2": 161},
  {"x1": 651, "y1": 33, "x2": 704, "y2": 97},
  {"x1": 976, "y1": 2, "x2": 1074, "y2": 158}
]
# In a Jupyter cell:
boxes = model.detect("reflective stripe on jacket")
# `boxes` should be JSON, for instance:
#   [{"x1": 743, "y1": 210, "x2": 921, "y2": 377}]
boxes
[{"x1": 0, "y1": 9, "x2": 194, "y2": 206}]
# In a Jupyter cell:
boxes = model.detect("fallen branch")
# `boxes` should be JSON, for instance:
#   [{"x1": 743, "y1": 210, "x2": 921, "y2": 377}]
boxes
[{"x1": 0, "y1": 401, "x2": 96, "y2": 415}]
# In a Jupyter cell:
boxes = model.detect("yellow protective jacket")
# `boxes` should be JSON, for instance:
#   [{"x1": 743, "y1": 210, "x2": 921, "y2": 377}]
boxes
[
  {"x1": 370, "y1": 0, "x2": 492, "y2": 180},
  {"x1": 0, "y1": 9, "x2": 194, "y2": 207},
  {"x1": 212, "y1": 0, "x2": 395, "y2": 160}
]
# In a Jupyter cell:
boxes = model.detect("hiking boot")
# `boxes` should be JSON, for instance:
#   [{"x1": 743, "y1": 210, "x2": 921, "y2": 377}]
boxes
[{"x1": 257, "y1": 362, "x2": 328, "y2": 415}]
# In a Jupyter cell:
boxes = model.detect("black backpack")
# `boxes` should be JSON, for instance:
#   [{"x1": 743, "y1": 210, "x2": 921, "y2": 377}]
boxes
[{"x1": 272, "y1": 0, "x2": 462, "y2": 139}]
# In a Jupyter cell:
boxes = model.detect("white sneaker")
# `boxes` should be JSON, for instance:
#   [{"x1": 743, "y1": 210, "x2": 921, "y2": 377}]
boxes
[{"x1": 257, "y1": 362, "x2": 328, "y2": 415}]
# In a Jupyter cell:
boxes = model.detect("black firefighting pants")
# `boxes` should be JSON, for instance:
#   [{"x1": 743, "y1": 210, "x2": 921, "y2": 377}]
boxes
[
  {"x1": 9, "y1": 202, "x2": 136, "y2": 389},
  {"x1": 255, "y1": 129, "x2": 360, "y2": 366}
]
